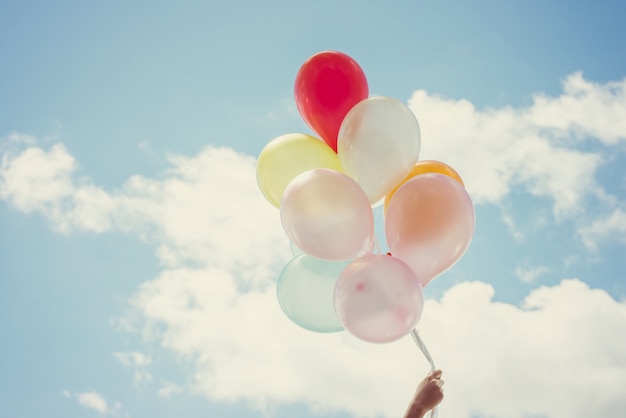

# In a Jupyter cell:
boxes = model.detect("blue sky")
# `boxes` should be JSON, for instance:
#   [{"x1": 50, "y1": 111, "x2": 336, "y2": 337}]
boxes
[{"x1": 1, "y1": 1, "x2": 625, "y2": 418}]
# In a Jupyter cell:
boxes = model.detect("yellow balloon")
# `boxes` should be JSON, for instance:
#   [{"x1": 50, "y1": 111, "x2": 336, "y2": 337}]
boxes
[
  {"x1": 384, "y1": 160, "x2": 465, "y2": 213},
  {"x1": 256, "y1": 133, "x2": 344, "y2": 207}
]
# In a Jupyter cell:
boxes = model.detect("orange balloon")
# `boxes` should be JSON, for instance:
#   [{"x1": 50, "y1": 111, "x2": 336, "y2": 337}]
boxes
[{"x1": 384, "y1": 160, "x2": 464, "y2": 213}]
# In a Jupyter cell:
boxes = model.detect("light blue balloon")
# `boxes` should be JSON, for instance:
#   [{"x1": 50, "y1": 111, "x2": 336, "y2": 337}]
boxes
[
  {"x1": 289, "y1": 240, "x2": 304, "y2": 257},
  {"x1": 277, "y1": 254, "x2": 349, "y2": 333}
]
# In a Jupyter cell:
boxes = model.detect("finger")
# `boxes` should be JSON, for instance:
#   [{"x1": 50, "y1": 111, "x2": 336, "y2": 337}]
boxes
[
  {"x1": 429, "y1": 369, "x2": 443, "y2": 380},
  {"x1": 435, "y1": 379, "x2": 444, "y2": 388}
]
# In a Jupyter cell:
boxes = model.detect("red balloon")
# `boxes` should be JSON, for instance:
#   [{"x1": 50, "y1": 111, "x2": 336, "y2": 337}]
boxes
[{"x1": 294, "y1": 51, "x2": 368, "y2": 152}]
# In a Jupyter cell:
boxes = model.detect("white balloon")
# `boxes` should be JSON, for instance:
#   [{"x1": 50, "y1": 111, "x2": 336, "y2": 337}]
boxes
[{"x1": 337, "y1": 96, "x2": 421, "y2": 203}]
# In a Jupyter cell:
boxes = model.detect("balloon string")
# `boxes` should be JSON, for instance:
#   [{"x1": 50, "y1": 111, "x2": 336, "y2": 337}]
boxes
[
  {"x1": 410, "y1": 328, "x2": 435, "y2": 371},
  {"x1": 410, "y1": 328, "x2": 438, "y2": 418}
]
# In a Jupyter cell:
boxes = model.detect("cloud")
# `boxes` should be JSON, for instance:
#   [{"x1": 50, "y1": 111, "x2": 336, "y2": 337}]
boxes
[
  {"x1": 428, "y1": 279, "x2": 626, "y2": 418},
  {"x1": 515, "y1": 260, "x2": 549, "y2": 283},
  {"x1": 0, "y1": 142, "x2": 114, "y2": 233},
  {"x1": 158, "y1": 381, "x2": 184, "y2": 398},
  {"x1": 76, "y1": 391, "x2": 109, "y2": 414},
  {"x1": 65, "y1": 390, "x2": 121, "y2": 415},
  {"x1": 525, "y1": 72, "x2": 626, "y2": 145},
  {"x1": 128, "y1": 269, "x2": 626, "y2": 418},
  {"x1": 113, "y1": 351, "x2": 153, "y2": 383},
  {"x1": 0, "y1": 143, "x2": 289, "y2": 285},
  {"x1": 579, "y1": 208, "x2": 626, "y2": 251},
  {"x1": 408, "y1": 72, "x2": 626, "y2": 218},
  {"x1": 113, "y1": 351, "x2": 151, "y2": 367},
  {"x1": 258, "y1": 98, "x2": 300, "y2": 125},
  {"x1": 0, "y1": 143, "x2": 75, "y2": 214}
]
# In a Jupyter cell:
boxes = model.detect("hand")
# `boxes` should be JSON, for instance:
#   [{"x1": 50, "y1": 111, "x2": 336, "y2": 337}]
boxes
[{"x1": 403, "y1": 370, "x2": 444, "y2": 418}]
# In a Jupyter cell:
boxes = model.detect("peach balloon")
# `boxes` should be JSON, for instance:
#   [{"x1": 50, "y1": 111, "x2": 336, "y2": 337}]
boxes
[
  {"x1": 384, "y1": 160, "x2": 464, "y2": 213},
  {"x1": 385, "y1": 173, "x2": 475, "y2": 287},
  {"x1": 281, "y1": 169, "x2": 374, "y2": 261}
]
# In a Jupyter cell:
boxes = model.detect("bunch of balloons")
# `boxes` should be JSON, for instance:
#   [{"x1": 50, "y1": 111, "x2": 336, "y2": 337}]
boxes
[{"x1": 256, "y1": 51, "x2": 475, "y2": 344}]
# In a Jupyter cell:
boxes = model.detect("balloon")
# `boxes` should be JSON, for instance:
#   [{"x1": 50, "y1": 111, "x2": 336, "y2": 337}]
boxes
[
  {"x1": 337, "y1": 96, "x2": 421, "y2": 204},
  {"x1": 334, "y1": 254, "x2": 424, "y2": 344},
  {"x1": 256, "y1": 133, "x2": 343, "y2": 207},
  {"x1": 277, "y1": 254, "x2": 349, "y2": 333},
  {"x1": 385, "y1": 173, "x2": 475, "y2": 287},
  {"x1": 280, "y1": 168, "x2": 374, "y2": 261},
  {"x1": 294, "y1": 51, "x2": 368, "y2": 152},
  {"x1": 384, "y1": 160, "x2": 464, "y2": 213},
  {"x1": 289, "y1": 240, "x2": 304, "y2": 257}
]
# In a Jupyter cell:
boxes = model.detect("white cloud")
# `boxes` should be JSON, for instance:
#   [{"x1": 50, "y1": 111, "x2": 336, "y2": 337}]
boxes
[
  {"x1": 0, "y1": 132, "x2": 37, "y2": 149},
  {"x1": 579, "y1": 208, "x2": 626, "y2": 251},
  {"x1": 73, "y1": 390, "x2": 112, "y2": 415},
  {"x1": 515, "y1": 260, "x2": 549, "y2": 283},
  {"x1": 0, "y1": 142, "x2": 115, "y2": 233},
  {"x1": 113, "y1": 351, "x2": 153, "y2": 383},
  {"x1": 526, "y1": 72, "x2": 626, "y2": 145},
  {"x1": 501, "y1": 211, "x2": 524, "y2": 241},
  {"x1": 0, "y1": 143, "x2": 289, "y2": 285},
  {"x1": 158, "y1": 381, "x2": 184, "y2": 398},
  {"x1": 0, "y1": 143, "x2": 75, "y2": 214},
  {"x1": 408, "y1": 72, "x2": 626, "y2": 218},
  {"x1": 129, "y1": 270, "x2": 626, "y2": 418},
  {"x1": 113, "y1": 351, "x2": 151, "y2": 367},
  {"x1": 258, "y1": 98, "x2": 300, "y2": 124},
  {"x1": 426, "y1": 279, "x2": 626, "y2": 418}
]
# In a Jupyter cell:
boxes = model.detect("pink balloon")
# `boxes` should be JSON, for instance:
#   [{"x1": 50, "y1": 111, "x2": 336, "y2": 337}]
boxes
[
  {"x1": 280, "y1": 169, "x2": 374, "y2": 261},
  {"x1": 334, "y1": 254, "x2": 424, "y2": 343},
  {"x1": 385, "y1": 173, "x2": 475, "y2": 287}
]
